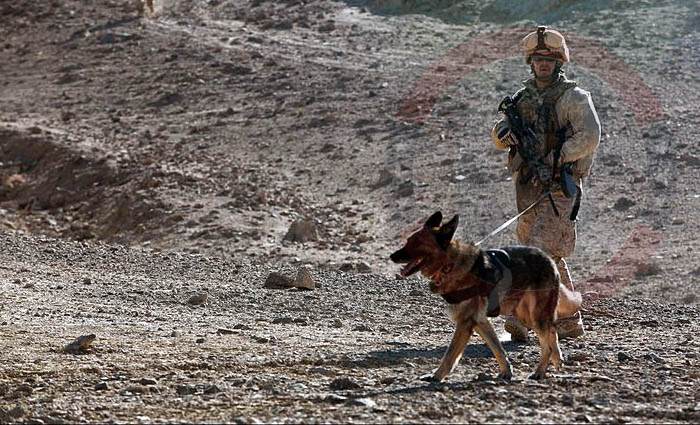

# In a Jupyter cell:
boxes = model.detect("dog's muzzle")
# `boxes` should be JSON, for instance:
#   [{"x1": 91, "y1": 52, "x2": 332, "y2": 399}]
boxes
[{"x1": 390, "y1": 249, "x2": 423, "y2": 277}]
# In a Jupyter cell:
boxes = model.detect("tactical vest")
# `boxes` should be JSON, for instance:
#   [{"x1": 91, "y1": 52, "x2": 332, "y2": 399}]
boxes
[
  {"x1": 508, "y1": 75, "x2": 577, "y2": 210},
  {"x1": 508, "y1": 76, "x2": 576, "y2": 174}
]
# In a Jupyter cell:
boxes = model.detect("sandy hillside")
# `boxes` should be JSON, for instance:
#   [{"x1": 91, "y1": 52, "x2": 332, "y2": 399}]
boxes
[{"x1": 0, "y1": 0, "x2": 698, "y2": 423}]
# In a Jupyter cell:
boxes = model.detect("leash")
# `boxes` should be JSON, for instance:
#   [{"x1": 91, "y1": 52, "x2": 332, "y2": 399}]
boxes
[{"x1": 474, "y1": 192, "x2": 550, "y2": 247}]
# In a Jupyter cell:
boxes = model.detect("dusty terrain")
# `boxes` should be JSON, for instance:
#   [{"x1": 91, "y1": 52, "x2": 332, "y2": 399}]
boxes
[{"x1": 0, "y1": 0, "x2": 698, "y2": 423}]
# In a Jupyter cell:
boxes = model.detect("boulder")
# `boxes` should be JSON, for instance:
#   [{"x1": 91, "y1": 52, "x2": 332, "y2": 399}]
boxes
[
  {"x1": 293, "y1": 266, "x2": 316, "y2": 290},
  {"x1": 284, "y1": 219, "x2": 318, "y2": 242}
]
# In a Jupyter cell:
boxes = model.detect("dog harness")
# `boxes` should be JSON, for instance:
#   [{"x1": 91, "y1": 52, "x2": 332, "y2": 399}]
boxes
[{"x1": 441, "y1": 249, "x2": 511, "y2": 317}]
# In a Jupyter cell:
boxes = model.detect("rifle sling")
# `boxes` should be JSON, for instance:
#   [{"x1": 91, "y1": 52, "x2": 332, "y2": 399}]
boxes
[{"x1": 547, "y1": 192, "x2": 560, "y2": 217}]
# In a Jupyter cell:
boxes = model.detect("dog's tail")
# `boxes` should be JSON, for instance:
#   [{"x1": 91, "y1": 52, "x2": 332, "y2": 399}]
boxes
[{"x1": 557, "y1": 283, "x2": 582, "y2": 318}]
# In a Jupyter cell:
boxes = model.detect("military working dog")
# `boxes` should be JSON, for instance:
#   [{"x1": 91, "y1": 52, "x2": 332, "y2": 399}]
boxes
[{"x1": 390, "y1": 211, "x2": 582, "y2": 381}]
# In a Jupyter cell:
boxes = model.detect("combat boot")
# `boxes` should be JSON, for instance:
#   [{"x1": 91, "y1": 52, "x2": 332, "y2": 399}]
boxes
[
  {"x1": 504, "y1": 316, "x2": 529, "y2": 342},
  {"x1": 556, "y1": 311, "x2": 585, "y2": 339}
]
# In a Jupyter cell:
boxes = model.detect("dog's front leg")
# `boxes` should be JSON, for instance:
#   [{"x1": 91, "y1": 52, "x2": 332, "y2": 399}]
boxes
[
  {"x1": 475, "y1": 320, "x2": 513, "y2": 381},
  {"x1": 423, "y1": 321, "x2": 474, "y2": 382}
]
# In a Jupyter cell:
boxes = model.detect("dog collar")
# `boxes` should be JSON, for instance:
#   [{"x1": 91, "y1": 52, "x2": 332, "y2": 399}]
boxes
[
  {"x1": 440, "y1": 249, "x2": 509, "y2": 307},
  {"x1": 441, "y1": 284, "x2": 494, "y2": 305}
]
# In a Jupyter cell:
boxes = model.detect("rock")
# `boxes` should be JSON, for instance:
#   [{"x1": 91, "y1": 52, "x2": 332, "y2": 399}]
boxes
[
  {"x1": 324, "y1": 394, "x2": 348, "y2": 404},
  {"x1": 203, "y1": 384, "x2": 221, "y2": 394},
  {"x1": 617, "y1": 351, "x2": 633, "y2": 362},
  {"x1": 220, "y1": 63, "x2": 254, "y2": 76},
  {"x1": 475, "y1": 372, "x2": 494, "y2": 382},
  {"x1": 575, "y1": 414, "x2": 593, "y2": 423},
  {"x1": 120, "y1": 385, "x2": 149, "y2": 395},
  {"x1": 681, "y1": 153, "x2": 700, "y2": 167},
  {"x1": 13, "y1": 384, "x2": 33, "y2": 397},
  {"x1": 94, "y1": 382, "x2": 108, "y2": 391},
  {"x1": 380, "y1": 377, "x2": 396, "y2": 385},
  {"x1": 371, "y1": 168, "x2": 396, "y2": 189},
  {"x1": 196, "y1": 338, "x2": 205, "y2": 344},
  {"x1": 97, "y1": 32, "x2": 116, "y2": 44},
  {"x1": 350, "y1": 397, "x2": 377, "y2": 408},
  {"x1": 139, "y1": 378, "x2": 158, "y2": 386},
  {"x1": 318, "y1": 20, "x2": 335, "y2": 32},
  {"x1": 272, "y1": 317, "x2": 294, "y2": 325},
  {"x1": 232, "y1": 416, "x2": 264, "y2": 424},
  {"x1": 644, "y1": 352, "x2": 665, "y2": 363},
  {"x1": 319, "y1": 143, "x2": 336, "y2": 153},
  {"x1": 175, "y1": 384, "x2": 197, "y2": 396},
  {"x1": 233, "y1": 323, "x2": 253, "y2": 330},
  {"x1": 217, "y1": 328, "x2": 237, "y2": 335},
  {"x1": 273, "y1": 20, "x2": 293, "y2": 30},
  {"x1": 339, "y1": 262, "x2": 372, "y2": 274},
  {"x1": 330, "y1": 318, "x2": 343, "y2": 328},
  {"x1": 263, "y1": 272, "x2": 294, "y2": 289},
  {"x1": 613, "y1": 197, "x2": 635, "y2": 211},
  {"x1": 63, "y1": 334, "x2": 96, "y2": 354},
  {"x1": 309, "y1": 367, "x2": 335, "y2": 376},
  {"x1": 567, "y1": 352, "x2": 592, "y2": 362},
  {"x1": 634, "y1": 261, "x2": 661, "y2": 277},
  {"x1": 650, "y1": 178, "x2": 668, "y2": 190},
  {"x1": 352, "y1": 324, "x2": 372, "y2": 332},
  {"x1": 355, "y1": 261, "x2": 372, "y2": 273},
  {"x1": 148, "y1": 92, "x2": 183, "y2": 108},
  {"x1": 187, "y1": 292, "x2": 209, "y2": 306},
  {"x1": 293, "y1": 266, "x2": 316, "y2": 290},
  {"x1": 329, "y1": 377, "x2": 362, "y2": 391},
  {"x1": 396, "y1": 180, "x2": 415, "y2": 198},
  {"x1": 339, "y1": 263, "x2": 355, "y2": 272},
  {"x1": 283, "y1": 219, "x2": 319, "y2": 242}
]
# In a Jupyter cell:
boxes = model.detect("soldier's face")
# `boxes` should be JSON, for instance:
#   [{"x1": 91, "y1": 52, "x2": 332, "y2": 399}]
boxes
[{"x1": 532, "y1": 57, "x2": 556, "y2": 80}]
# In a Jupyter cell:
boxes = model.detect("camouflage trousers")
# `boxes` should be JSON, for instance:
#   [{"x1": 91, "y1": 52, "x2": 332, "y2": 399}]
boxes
[{"x1": 515, "y1": 189, "x2": 577, "y2": 292}]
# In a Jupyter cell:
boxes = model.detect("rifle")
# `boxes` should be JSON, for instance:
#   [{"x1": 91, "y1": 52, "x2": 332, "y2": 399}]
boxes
[{"x1": 498, "y1": 95, "x2": 560, "y2": 216}]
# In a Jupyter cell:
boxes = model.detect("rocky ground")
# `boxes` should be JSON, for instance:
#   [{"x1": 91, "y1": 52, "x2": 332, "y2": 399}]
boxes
[{"x1": 0, "y1": 0, "x2": 698, "y2": 423}]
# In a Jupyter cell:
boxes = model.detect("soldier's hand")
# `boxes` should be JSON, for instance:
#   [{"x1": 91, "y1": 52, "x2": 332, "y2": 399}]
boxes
[
  {"x1": 495, "y1": 119, "x2": 518, "y2": 146},
  {"x1": 536, "y1": 166, "x2": 553, "y2": 190}
]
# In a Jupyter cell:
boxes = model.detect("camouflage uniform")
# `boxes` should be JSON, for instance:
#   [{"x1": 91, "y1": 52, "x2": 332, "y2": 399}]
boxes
[
  {"x1": 491, "y1": 69, "x2": 601, "y2": 338},
  {"x1": 505, "y1": 72, "x2": 600, "y2": 288}
]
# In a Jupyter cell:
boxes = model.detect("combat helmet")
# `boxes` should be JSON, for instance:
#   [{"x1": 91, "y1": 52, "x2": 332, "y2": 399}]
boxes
[{"x1": 522, "y1": 26, "x2": 570, "y2": 64}]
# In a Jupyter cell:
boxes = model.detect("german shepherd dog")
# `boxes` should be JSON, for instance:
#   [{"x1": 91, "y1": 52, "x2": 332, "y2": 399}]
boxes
[{"x1": 390, "y1": 212, "x2": 581, "y2": 381}]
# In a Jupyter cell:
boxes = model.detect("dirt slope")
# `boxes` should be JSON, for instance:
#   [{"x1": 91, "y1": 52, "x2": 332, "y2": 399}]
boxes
[{"x1": 1, "y1": 0, "x2": 699, "y2": 422}]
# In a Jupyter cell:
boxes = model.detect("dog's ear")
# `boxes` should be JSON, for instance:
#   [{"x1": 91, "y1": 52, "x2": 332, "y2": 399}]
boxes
[
  {"x1": 424, "y1": 211, "x2": 442, "y2": 229},
  {"x1": 436, "y1": 214, "x2": 458, "y2": 249}
]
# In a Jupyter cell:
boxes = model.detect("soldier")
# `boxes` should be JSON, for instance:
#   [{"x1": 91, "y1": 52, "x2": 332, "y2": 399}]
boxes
[{"x1": 490, "y1": 27, "x2": 601, "y2": 340}]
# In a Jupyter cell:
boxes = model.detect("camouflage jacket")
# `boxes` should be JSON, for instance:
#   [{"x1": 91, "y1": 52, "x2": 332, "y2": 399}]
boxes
[{"x1": 491, "y1": 73, "x2": 601, "y2": 181}]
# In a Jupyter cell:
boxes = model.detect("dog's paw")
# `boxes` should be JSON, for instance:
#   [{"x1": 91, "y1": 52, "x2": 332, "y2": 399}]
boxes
[
  {"x1": 419, "y1": 373, "x2": 443, "y2": 383},
  {"x1": 528, "y1": 371, "x2": 546, "y2": 380},
  {"x1": 497, "y1": 371, "x2": 513, "y2": 381}
]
